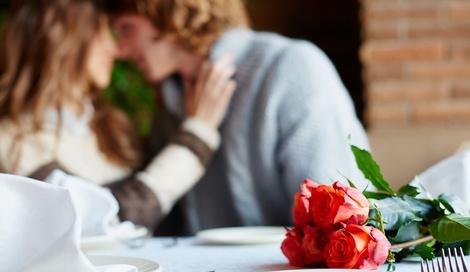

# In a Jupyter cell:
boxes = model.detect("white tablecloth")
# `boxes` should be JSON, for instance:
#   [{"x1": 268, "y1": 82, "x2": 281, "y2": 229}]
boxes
[{"x1": 84, "y1": 237, "x2": 443, "y2": 272}]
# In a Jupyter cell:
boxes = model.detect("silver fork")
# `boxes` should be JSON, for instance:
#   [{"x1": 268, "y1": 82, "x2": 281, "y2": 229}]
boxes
[{"x1": 421, "y1": 247, "x2": 469, "y2": 272}]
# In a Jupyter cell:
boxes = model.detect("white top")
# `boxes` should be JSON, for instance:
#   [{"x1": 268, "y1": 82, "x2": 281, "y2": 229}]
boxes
[{"x1": 0, "y1": 107, "x2": 220, "y2": 215}]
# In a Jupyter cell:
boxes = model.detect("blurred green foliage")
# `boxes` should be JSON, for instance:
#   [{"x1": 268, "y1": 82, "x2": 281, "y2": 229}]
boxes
[
  {"x1": 104, "y1": 61, "x2": 156, "y2": 135},
  {"x1": 0, "y1": 8, "x2": 156, "y2": 135}
]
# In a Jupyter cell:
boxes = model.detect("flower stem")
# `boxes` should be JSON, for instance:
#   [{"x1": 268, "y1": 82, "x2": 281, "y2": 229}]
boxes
[{"x1": 390, "y1": 235, "x2": 434, "y2": 250}]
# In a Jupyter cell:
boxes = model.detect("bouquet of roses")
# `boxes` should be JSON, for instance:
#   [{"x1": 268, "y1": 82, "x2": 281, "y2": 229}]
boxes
[{"x1": 281, "y1": 145, "x2": 470, "y2": 270}]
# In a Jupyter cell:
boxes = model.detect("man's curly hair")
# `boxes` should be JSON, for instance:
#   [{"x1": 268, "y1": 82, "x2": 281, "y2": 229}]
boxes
[{"x1": 106, "y1": 0, "x2": 250, "y2": 54}]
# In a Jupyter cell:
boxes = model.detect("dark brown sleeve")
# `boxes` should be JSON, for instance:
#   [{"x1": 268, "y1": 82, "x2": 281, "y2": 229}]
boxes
[
  {"x1": 28, "y1": 161, "x2": 68, "y2": 181},
  {"x1": 104, "y1": 176, "x2": 162, "y2": 232},
  {"x1": 147, "y1": 105, "x2": 216, "y2": 167},
  {"x1": 172, "y1": 130, "x2": 214, "y2": 167}
]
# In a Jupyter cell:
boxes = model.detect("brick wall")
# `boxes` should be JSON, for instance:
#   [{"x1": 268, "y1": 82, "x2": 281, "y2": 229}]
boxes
[{"x1": 360, "y1": 0, "x2": 470, "y2": 128}]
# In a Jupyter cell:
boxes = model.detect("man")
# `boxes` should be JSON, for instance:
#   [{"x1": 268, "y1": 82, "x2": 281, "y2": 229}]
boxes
[{"x1": 106, "y1": 0, "x2": 370, "y2": 235}]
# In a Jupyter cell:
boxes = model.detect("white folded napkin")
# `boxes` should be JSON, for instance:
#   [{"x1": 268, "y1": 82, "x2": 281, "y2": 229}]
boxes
[
  {"x1": 415, "y1": 150, "x2": 470, "y2": 204},
  {"x1": 44, "y1": 170, "x2": 120, "y2": 237},
  {"x1": 0, "y1": 173, "x2": 97, "y2": 272},
  {"x1": 0, "y1": 173, "x2": 139, "y2": 272}
]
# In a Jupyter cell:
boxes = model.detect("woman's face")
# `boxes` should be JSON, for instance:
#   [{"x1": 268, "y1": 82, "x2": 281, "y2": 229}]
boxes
[{"x1": 86, "y1": 19, "x2": 118, "y2": 89}]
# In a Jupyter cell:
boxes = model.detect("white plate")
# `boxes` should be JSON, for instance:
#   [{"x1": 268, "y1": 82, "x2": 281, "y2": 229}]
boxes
[
  {"x1": 196, "y1": 226, "x2": 286, "y2": 245},
  {"x1": 87, "y1": 256, "x2": 162, "y2": 272},
  {"x1": 81, "y1": 226, "x2": 148, "y2": 250}
]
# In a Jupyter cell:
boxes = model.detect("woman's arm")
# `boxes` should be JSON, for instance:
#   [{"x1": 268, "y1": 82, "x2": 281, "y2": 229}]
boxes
[{"x1": 107, "y1": 55, "x2": 237, "y2": 230}]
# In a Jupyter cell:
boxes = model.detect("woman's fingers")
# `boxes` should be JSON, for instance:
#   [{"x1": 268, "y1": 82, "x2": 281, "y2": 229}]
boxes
[
  {"x1": 200, "y1": 79, "x2": 237, "y2": 127},
  {"x1": 204, "y1": 55, "x2": 234, "y2": 93},
  {"x1": 183, "y1": 76, "x2": 197, "y2": 116},
  {"x1": 185, "y1": 54, "x2": 237, "y2": 127},
  {"x1": 194, "y1": 60, "x2": 211, "y2": 98},
  {"x1": 211, "y1": 65, "x2": 237, "y2": 98}
]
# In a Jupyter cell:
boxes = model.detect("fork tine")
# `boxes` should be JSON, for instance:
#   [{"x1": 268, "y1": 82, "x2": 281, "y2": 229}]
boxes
[
  {"x1": 448, "y1": 248, "x2": 455, "y2": 272},
  {"x1": 422, "y1": 248, "x2": 468, "y2": 272},
  {"x1": 453, "y1": 247, "x2": 461, "y2": 272},
  {"x1": 426, "y1": 259, "x2": 436, "y2": 272},
  {"x1": 459, "y1": 247, "x2": 469, "y2": 272},
  {"x1": 432, "y1": 258, "x2": 438, "y2": 272},
  {"x1": 443, "y1": 248, "x2": 450, "y2": 272}
]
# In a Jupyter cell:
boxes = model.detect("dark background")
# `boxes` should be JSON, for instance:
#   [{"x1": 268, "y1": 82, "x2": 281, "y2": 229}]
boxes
[{"x1": 246, "y1": 0, "x2": 364, "y2": 123}]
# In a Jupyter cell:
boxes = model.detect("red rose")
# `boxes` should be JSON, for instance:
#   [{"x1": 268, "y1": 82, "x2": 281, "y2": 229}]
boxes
[
  {"x1": 324, "y1": 224, "x2": 391, "y2": 269},
  {"x1": 309, "y1": 181, "x2": 369, "y2": 227},
  {"x1": 301, "y1": 225, "x2": 334, "y2": 265},
  {"x1": 281, "y1": 228, "x2": 304, "y2": 267}
]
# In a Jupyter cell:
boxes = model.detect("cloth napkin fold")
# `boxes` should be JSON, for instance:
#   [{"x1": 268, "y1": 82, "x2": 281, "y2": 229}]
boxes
[
  {"x1": 0, "y1": 173, "x2": 97, "y2": 271},
  {"x1": 44, "y1": 170, "x2": 120, "y2": 237},
  {"x1": 416, "y1": 150, "x2": 470, "y2": 205},
  {"x1": 0, "y1": 173, "x2": 139, "y2": 272}
]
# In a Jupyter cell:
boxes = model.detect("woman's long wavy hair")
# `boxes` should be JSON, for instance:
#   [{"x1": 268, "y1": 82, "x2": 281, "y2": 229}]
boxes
[{"x1": 0, "y1": 0, "x2": 141, "y2": 170}]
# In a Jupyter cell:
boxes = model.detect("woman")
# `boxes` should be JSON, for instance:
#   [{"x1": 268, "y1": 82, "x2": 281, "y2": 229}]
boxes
[{"x1": 0, "y1": 0, "x2": 236, "y2": 231}]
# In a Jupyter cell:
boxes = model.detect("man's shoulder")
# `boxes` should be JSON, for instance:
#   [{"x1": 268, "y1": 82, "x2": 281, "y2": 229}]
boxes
[{"x1": 243, "y1": 31, "x2": 328, "y2": 66}]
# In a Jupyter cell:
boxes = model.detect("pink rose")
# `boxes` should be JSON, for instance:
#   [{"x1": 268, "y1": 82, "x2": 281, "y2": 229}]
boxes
[
  {"x1": 309, "y1": 181, "x2": 369, "y2": 227},
  {"x1": 332, "y1": 182, "x2": 369, "y2": 225},
  {"x1": 323, "y1": 224, "x2": 391, "y2": 269},
  {"x1": 361, "y1": 227, "x2": 392, "y2": 269}
]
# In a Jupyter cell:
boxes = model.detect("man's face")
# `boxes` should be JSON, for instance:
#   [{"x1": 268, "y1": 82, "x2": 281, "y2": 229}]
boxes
[{"x1": 112, "y1": 14, "x2": 181, "y2": 82}]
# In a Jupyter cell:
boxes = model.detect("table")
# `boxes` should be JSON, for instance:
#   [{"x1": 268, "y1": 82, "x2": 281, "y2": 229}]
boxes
[{"x1": 85, "y1": 237, "x2": 436, "y2": 272}]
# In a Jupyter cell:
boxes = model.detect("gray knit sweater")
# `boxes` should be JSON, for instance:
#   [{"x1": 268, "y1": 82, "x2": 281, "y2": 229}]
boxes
[{"x1": 154, "y1": 28, "x2": 370, "y2": 235}]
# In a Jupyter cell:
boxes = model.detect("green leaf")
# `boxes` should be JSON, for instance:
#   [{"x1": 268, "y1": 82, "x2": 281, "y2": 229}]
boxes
[
  {"x1": 389, "y1": 221, "x2": 420, "y2": 244},
  {"x1": 429, "y1": 214, "x2": 470, "y2": 243},
  {"x1": 396, "y1": 184, "x2": 420, "y2": 197},
  {"x1": 363, "y1": 191, "x2": 391, "y2": 200},
  {"x1": 403, "y1": 195, "x2": 442, "y2": 223},
  {"x1": 439, "y1": 194, "x2": 470, "y2": 217},
  {"x1": 415, "y1": 245, "x2": 435, "y2": 260},
  {"x1": 351, "y1": 145, "x2": 394, "y2": 195},
  {"x1": 369, "y1": 197, "x2": 421, "y2": 231}
]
